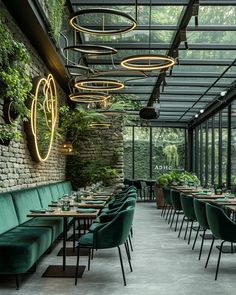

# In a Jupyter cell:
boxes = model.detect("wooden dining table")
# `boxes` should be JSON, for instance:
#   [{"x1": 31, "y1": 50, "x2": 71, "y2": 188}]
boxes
[{"x1": 27, "y1": 208, "x2": 99, "y2": 278}]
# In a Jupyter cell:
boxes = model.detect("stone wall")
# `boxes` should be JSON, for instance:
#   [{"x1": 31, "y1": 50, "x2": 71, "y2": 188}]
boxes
[{"x1": 0, "y1": 1, "x2": 67, "y2": 192}]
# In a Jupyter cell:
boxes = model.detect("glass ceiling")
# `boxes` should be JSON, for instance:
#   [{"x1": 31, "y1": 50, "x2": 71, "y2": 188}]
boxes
[{"x1": 65, "y1": 0, "x2": 236, "y2": 124}]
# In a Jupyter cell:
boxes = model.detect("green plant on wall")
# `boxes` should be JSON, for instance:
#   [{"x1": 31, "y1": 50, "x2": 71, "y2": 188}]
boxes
[
  {"x1": 58, "y1": 105, "x2": 108, "y2": 148},
  {"x1": 45, "y1": 0, "x2": 66, "y2": 41},
  {"x1": 163, "y1": 144, "x2": 179, "y2": 167},
  {"x1": 0, "y1": 14, "x2": 32, "y2": 143}
]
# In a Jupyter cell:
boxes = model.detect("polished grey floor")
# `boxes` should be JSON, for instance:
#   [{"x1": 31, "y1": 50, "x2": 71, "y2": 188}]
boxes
[{"x1": 1, "y1": 203, "x2": 236, "y2": 295}]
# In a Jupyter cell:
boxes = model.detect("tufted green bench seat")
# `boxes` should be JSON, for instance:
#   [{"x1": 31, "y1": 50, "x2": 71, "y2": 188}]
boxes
[{"x1": 0, "y1": 180, "x2": 73, "y2": 289}]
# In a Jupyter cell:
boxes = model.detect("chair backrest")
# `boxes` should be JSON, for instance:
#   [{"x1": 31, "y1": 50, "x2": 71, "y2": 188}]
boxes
[
  {"x1": 193, "y1": 199, "x2": 209, "y2": 229},
  {"x1": 170, "y1": 190, "x2": 182, "y2": 210},
  {"x1": 206, "y1": 203, "x2": 236, "y2": 242},
  {"x1": 180, "y1": 193, "x2": 196, "y2": 220},
  {"x1": 163, "y1": 187, "x2": 172, "y2": 205},
  {"x1": 95, "y1": 206, "x2": 135, "y2": 249}
]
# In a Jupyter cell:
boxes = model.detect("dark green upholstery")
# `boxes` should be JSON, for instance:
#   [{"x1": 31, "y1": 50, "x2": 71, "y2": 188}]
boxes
[
  {"x1": 62, "y1": 181, "x2": 73, "y2": 194},
  {"x1": 37, "y1": 185, "x2": 53, "y2": 208},
  {"x1": 57, "y1": 182, "x2": 65, "y2": 197},
  {"x1": 206, "y1": 203, "x2": 236, "y2": 242},
  {"x1": 76, "y1": 206, "x2": 135, "y2": 285},
  {"x1": 205, "y1": 203, "x2": 236, "y2": 280},
  {"x1": 49, "y1": 183, "x2": 60, "y2": 200},
  {"x1": 0, "y1": 193, "x2": 19, "y2": 235},
  {"x1": 171, "y1": 190, "x2": 182, "y2": 211},
  {"x1": 180, "y1": 193, "x2": 196, "y2": 220},
  {"x1": 163, "y1": 187, "x2": 172, "y2": 205},
  {"x1": 193, "y1": 199, "x2": 209, "y2": 229},
  {"x1": 0, "y1": 226, "x2": 52, "y2": 274},
  {"x1": 12, "y1": 188, "x2": 42, "y2": 224}
]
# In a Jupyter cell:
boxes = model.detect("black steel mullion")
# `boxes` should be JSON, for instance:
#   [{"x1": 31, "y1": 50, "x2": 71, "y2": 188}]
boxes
[
  {"x1": 218, "y1": 112, "x2": 223, "y2": 186},
  {"x1": 227, "y1": 104, "x2": 232, "y2": 189},
  {"x1": 211, "y1": 117, "x2": 215, "y2": 185},
  {"x1": 195, "y1": 127, "x2": 199, "y2": 177},
  {"x1": 205, "y1": 121, "x2": 209, "y2": 187},
  {"x1": 150, "y1": 127, "x2": 153, "y2": 179},
  {"x1": 132, "y1": 126, "x2": 135, "y2": 179},
  {"x1": 199, "y1": 125, "x2": 203, "y2": 184}
]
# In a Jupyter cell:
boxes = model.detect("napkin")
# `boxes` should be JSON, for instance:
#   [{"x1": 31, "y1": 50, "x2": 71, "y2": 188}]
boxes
[
  {"x1": 215, "y1": 198, "x2": 228, "y2": 202},
  {"x1": 192, "y1": 192, "x2": 208, "y2": 195},
  {"x1": 30, "y1": 209, "x2": 46, "y2": 213},
  {"x1": 85, "y1": 201, "x2": 104, "y2": 204},
  {"x1": 77, "y1": 208, "x2": 97, "y2": 213}
]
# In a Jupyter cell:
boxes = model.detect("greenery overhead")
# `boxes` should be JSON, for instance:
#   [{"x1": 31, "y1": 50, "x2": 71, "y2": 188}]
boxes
[{"x1": 0, "y1": 14, "x2": 32, "y2": 144}]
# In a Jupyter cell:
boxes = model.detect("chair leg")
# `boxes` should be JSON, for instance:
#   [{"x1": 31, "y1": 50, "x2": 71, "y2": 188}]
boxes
[
  {"x1": 130, "y1": 227, "x2": 133, "y2": 238},
  {"x1": 174, "y1": 212, "x2": 180, "y2": 232},
  {"x1": 88, "y1": 248, "x2": 91, "y2": 271},
  {"x1": 188, "y1": 221, "x2": 194, "y2": 244},
  {"x1": 91, "y1": 248, "x2": 94, "y2": 260},
  {"x1": 73, "y1": 219, "x2": 76, "y2": 251},
  {"x1": 192, "y1": 225, "x2": 200, "y2": 250},
  {"x1": 165, "y1": 206, "x2": 171, "y2": 220},
  {"x1": 15, "y1": 274, "x2": 21, "y2": 290},
  {"x1": 168, "y1": 208, "x2": 173, "y2": 224},
  {"x1": 124, "y1": 242, "x2": 133, "y2": 272},
  {"x1": 128, "y1": 233, "x2": 133, "y2": 252},
  {"x1": 205, "y1": 237, "x2": 215, "y2": 268},
  {"x1": 161, "y1": 203, "x2": 166, "y2": 216},
  {"x1": 170, "y1": 211, "x2": 176, "y2": 228},
  {"x1": 215, "y1": 240, "x2": 225, "y2": 280},
  {"x1": 75, "y1": 247, "x2": 80, "y2": 285},
  {"x1": 118, "y1": 246, "x2": 126, "y2": 286},
  {"x1": 184, "y1": 220, "x2": 189, "y2": 240},
  {"x1": 198, "y1": 229, "x2": 206, "y2": 260},
  {"x1": 178, "y1": 216, "x2": 185, "y2": 238}
]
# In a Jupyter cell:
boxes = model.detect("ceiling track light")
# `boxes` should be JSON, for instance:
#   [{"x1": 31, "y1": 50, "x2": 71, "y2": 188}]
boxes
[
  {"x1": 69, "y1": 92, "x2": 110, "y2": 103},
  {"x1": 69, "y1": 8, "x2": 137, "y2": 35},
  {"x1": 121, "y1": 54, "x2": 175, "y2": 71},
  {"x1": 74, "y1": 78, "x2": 125, "y2": 91},
  {"x1": 64, "y1": 44, "x2": 118, "y2": 56}
]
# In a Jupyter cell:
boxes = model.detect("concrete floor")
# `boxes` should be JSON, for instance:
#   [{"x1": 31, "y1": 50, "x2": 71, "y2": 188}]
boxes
[{"x1": 1, "y1": 203, "x2": 236, "y2": 295}]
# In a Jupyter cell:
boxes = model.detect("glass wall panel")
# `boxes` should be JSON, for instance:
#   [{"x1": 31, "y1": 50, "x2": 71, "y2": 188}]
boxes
[
  {"x1": 134, "y1": 127, "x2": 150, "y2": 179},
  {"x1": 222, "y1": 109, "x2": 228, "y2": 185},
  {"x1": 207, "y1": 118, "x2": 213, "y2": 185},
  {"x1": 123, "y1": 126, "x2": 133, "y2": 179},
  {"x1": 202, "y1": 123, "x2": 206, "y2": 186},
  {"x1": 231, "y1": 102, "x2": 236, "y2": 190},
  {"x1": 214, "y1": 113, "x2": 219, "y2": 185},
  {"x1": 152, "y1": 128, "x2": 185, "y2": 178}
]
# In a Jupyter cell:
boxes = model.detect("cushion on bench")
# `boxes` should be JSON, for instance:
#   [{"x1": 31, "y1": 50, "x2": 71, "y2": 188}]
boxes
[{"x1": 0, "y1": 193, "x2": 19, "y2": 235}]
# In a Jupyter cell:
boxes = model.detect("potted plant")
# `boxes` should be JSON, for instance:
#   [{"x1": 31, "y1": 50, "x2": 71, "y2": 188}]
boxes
[{"x1": 95, "y1": 166, "x2": 118, "y2": 187}]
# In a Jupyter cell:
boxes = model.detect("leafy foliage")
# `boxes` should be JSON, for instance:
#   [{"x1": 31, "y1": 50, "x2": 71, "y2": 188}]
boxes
[
  {"x1": 0, "y1": 14, "x2": 32, "y2": 143},
  {"x1": 156, "y1": 171, "x2": 199, "y2": 187}
]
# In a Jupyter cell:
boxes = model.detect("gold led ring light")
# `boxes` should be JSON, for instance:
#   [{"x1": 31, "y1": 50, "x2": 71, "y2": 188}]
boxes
[
  {"x1": 69, "y1": 8, "x2": 137, "y2": 35},
  {"x1": 64, "y1": 45, "x2": 118, "y2": 56},
  {"x1": 74, "y1": 78, "x2": 125, "y2": 91},
  {"x1": 69, "y1": 92, "x2": 111, "y2": 103},
  {"x1": 121, "y1": 54, "x2": 175, "y2": 71}
]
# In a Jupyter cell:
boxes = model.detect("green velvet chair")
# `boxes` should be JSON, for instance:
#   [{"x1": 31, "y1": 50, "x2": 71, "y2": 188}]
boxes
[
  {"x1": 178, "y1": 193, "x2": 197, "y2": 244},
  {"x1": 75, "y1": 206, "x2": 135, "y2": 286},
  {"x1": 162, "y1": 187, "x2": 173, "y2": 221},
  {"x1": 170, "y1": 190, "x2": 183, "y2": 231},
  {"x1": 205, "y1": 203, "x2": 236, "y2": 280},
  {"x1": 192, "y1": 199, "x2": 212, "y2": 260}
]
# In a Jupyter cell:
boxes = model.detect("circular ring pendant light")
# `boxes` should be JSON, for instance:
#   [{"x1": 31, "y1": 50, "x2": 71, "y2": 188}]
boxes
[
  {"x1": 121, "y1": 54, "x2": 175, "y2": 71},
  {"x1": 74, "y1": 78, "x2": 124, "y2": 91},
  {"x1": 64, "y1": 45, "x2": 117, "y2": 56},
  {"x1": 69, "y1": 92, "x2": 110, "y2": 103},
  {"x1": 69, "y1": 8, "x2": 137, "y2": 35},
  {"x1": 89, "y1": 122, "x2": 111, "y2": 128}
]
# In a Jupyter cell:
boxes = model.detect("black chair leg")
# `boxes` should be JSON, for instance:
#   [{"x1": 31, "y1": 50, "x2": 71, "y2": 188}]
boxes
[
  {"x1": 130, "y1": 227, "x2": 133, "y2": 238},
  {"x1": 178, "y1": 216, "x2": 185, "y2": 238},
  {"x1": 215, "y1": 241, "x2": 224, "y2": 280},
  {"x1": 91, "y1": 248, "x2": 94, "y2": 260},
  {"x1": 15, "y1": 274, "x2": 21, "y2": 290},
  {"x1": 118, "y1": 246, "x2": 126, "y2": 286},
  {"x1": 170, "y1": 211, "x2": 176, "y2": 228},
  {"x1": 192, "y1": 225, "x2": 200, "y2": 250},
  {"x1": 128, "y1": 233, "x2": 133, "y2": 252},
  {"x1": 205, "y1": 237, "x2": 215, "y2": 268},
  {"x1": 168, "y1": 208, "x2": 173, "y2": 224},
  {"x1": 184, "y1": 220, "x2": 189, "y2": 240},
  {"x1": 124, "y1": 242, "x2": 133, "y2": 272},
  {"x1": 165, "y1": 207, "x2": 171, "y2": 220},
  {"x1": 75, "y1": 246, "x2": 80, "y2": 285},
  {"x1": 188, "y1": 221, "x2": 194, "y2": 244},
  {"x1": 88, "y1": 248, "x2": 91, "y2": 271},
  {"x1": 198, "y1": 229, "x2": 206, "y2": 260},
  {"x1": 174, "y1": 212, "x2": 180, "y2": 232}
]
